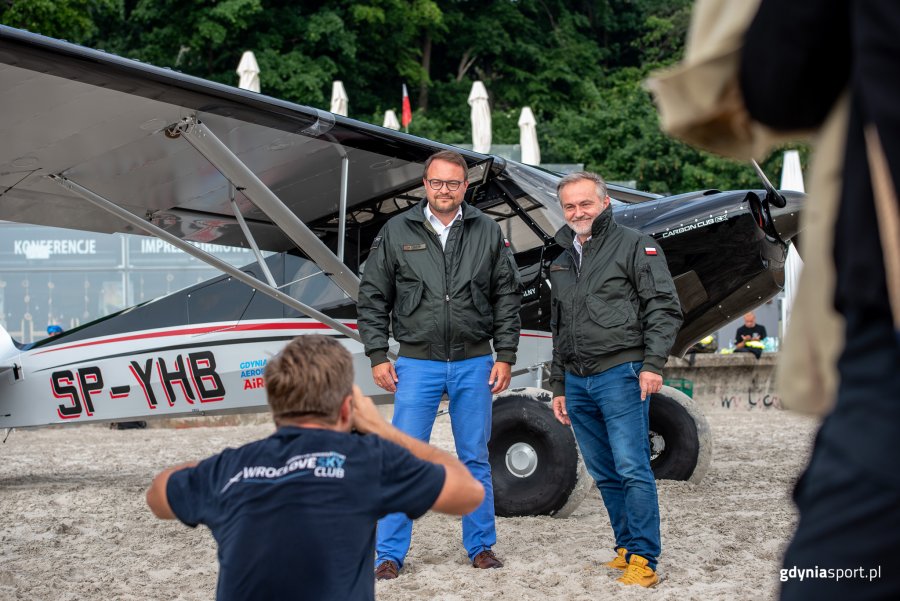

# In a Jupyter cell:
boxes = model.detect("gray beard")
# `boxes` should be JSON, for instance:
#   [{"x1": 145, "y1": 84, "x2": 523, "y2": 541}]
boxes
[{"x1": 568, "y1": 219, "x2": 593, "y2": 236}]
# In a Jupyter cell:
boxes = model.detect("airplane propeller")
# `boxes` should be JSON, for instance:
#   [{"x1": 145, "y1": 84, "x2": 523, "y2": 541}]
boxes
[{"x1": 751, "y1": 159, "x2": 787, "y2": 208}]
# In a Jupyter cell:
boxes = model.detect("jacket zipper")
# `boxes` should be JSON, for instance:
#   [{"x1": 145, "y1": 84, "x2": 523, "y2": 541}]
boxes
[
  {"x1": 427, "y1": 225, "x2": 452, "y2": 362},
  {"x1": 443, "y1": 238, "x2": 451, "y2": 362},
  {"x1": 567, "y1": 245, "x2": 585, "y2": 375}
]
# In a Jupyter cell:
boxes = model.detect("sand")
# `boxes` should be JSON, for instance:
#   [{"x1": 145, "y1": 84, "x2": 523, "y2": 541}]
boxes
[{"x1": 0, "y1": 409, "x2": 817, "y2": 600}]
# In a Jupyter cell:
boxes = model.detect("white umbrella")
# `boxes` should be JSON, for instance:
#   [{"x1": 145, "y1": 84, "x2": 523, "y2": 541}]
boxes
[
  {"x1": 468, "y1": 81, "x2": 492, "y2": 153},
  {"x1": 518, "y1": 107, "x2": 541, "y2": 165},
  {"x1": 236, "y1": 51, "x2": 260, "y2": 93},
  {"x1": 780, "y1": 149, "x2": 805, "y2": 329},
  {"x1": 330, "y1": 80, "x2": 349, "y2": 116},
  {"x1": 383, "y1": 110, "x2": 401, "y2": 131}
]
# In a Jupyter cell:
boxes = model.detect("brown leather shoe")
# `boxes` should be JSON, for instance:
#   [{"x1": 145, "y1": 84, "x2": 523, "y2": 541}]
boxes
[
  {"x1": 472, "y1": 549, "x2": 504, "y2": 569},
  {"x1": 375, "y1": 560, "x2": 399, "y2": 580}
]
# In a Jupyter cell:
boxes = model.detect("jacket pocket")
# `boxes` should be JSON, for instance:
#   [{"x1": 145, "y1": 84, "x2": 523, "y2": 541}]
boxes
[
  {"x1": 585, "y1": 294, "x2": 629, "y2": 327},
  {"x1": 468, "y1": 282, "x2": 494, "y2": 338},
  {"x1": 396, "y1": 281, "x2": 424, "y2": 317},
  {"x1": 470, "y1": 281, "x2": 491, "y2": 314},
  {"x1": 639, "y1": 262, "x2": 676, "y2": 296}
]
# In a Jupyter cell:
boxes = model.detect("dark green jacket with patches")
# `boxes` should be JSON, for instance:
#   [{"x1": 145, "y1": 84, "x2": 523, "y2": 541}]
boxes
[
  {"x1": 358, "y1": 200, "x2": 522, "y2": 366},
  {"x1": 548, "y1": 205, "x2": 682, "y2": 397}
]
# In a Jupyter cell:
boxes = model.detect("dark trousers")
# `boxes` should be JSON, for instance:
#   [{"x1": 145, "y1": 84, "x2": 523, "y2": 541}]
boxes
[{"x1": 780, "y1": 307, "x2": 900, "y2": 600}]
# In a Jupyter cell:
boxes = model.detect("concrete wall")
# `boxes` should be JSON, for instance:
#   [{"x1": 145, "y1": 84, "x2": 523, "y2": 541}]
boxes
[{"x1": 664, "y1": 352, "x2": 782, "y2": 411}]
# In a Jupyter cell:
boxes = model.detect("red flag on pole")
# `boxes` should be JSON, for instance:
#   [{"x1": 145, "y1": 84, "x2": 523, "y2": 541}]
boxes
[{"x1": 401, "y1": 84, "x2": 412, "y2": 131}]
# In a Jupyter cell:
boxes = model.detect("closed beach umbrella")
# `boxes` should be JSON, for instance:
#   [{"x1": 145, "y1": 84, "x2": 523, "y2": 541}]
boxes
[
  {"x1": 330, "y1": 81, "x2": 349, "y2": 116},
  {"x1": 518, "y1": 107, "x2": 541, "y2": 165},
  {"x1": 780, "y1": 149, "x2": 805, "y2": 327},
  {"x1": 383, "y1": 110, "x2": 401, "y2": 130},
  {"x1": 236, "y1": 51, "x2": 260, "y2": 92},
  {"x1": 468, "y1": 81, "x2": 492, "y2": 153}
]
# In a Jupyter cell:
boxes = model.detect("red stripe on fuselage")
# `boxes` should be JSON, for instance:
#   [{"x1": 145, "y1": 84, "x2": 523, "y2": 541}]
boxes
[{"x1": 34, "y1": 322, "x2": 357, "y2": 355}]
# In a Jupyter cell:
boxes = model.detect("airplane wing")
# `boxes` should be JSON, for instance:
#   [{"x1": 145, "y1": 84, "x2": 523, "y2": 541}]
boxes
[{"x1": 0, "y1": 25, "x2": 493, "y2": 254}]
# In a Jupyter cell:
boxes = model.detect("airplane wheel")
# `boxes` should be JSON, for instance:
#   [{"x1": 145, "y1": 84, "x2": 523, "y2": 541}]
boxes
[
  {"x1": 649, "y1": 386, "x2": 712, "y2": 482},
  {"x1": 489, "y1": 390, "x2": 590, "y2": 518}
]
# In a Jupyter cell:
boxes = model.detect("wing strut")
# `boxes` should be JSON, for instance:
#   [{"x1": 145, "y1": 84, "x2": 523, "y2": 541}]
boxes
[
  {"x1": 229, "y1": 185, "x2": 277, "y2": 288},
  {"x1": 47, "y1": 174, "x2": 363, "y2": 344},
  {"x1": 168, "y1": 116, "x2": 360, "y2": 300},
  {"x1": 338, "y1": 154, "x2": 349, "y2": 261}
]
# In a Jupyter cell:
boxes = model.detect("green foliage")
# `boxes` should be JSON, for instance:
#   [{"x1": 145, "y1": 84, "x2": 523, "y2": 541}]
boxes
[
  {"x1": 1, "y1": 0, "x2": 122, "y2": 44},
  {"x1": 0, "y1": 0, "x2": 810, "y2": 194}
]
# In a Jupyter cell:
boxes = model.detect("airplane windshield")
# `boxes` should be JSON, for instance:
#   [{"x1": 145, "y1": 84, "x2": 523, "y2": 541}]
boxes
[{"x1": 494, "y1": 162, "x2": 566, "y2": 244}]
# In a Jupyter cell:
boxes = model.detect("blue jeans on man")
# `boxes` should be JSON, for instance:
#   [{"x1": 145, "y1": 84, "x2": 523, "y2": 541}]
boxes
[
  {"x1": 565, "y1": 361, "x2": 661, "y2": 570},
  {"x1": 376, "y1": 355, "x2": 496, "y2": 566}
]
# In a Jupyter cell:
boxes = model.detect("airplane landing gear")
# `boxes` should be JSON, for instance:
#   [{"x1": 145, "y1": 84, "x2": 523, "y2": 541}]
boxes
[
  {"x1": 489, "y1": 388, "x2": 591, "y2": 518},
  {"x1": 648, "y1": 386, "x2": 712, "y2": 482},
  {"x1": 489, "y1": 385, "x2": 712, "y2": 518}
]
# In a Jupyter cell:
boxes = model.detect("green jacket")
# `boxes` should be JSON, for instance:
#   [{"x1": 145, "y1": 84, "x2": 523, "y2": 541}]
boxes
[
  {"x1": 548, "y1": 205, "x2": 682, "y2": 397},
  {"x1": 358, "y1": 200, "x2": 523, "y2": 366}
]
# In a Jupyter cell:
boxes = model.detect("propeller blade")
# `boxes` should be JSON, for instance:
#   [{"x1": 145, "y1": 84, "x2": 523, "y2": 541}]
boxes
[{"x1": 751, "y1": 159, "x2": 787, "y2": 208}]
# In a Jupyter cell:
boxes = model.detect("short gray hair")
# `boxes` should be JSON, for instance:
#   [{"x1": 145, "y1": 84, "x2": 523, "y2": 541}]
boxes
[{"x1": 557, "y1": 171, "x2": 608, "y2": 202}]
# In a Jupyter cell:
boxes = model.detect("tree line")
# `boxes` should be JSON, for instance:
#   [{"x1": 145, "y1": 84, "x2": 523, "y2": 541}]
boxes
[{"x1": 1, "y1": 0, "x2": 804, "y2": 194}]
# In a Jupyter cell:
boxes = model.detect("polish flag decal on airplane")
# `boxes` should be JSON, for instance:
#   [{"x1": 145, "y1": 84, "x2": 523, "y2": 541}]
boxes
[{"x1": 645, "y1": 247, "x2": 658, "y2": 255}]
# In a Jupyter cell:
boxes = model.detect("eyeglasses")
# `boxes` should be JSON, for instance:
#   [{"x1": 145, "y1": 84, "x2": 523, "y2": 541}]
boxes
[{"x1": 426, "y1": 179, "x2": 464, "y2": 191}]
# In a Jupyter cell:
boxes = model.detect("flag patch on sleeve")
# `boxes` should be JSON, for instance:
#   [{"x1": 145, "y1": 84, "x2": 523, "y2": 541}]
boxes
[
  {"x1": 503, "y1": 238, "x2": 511, "y2": 247},
  {"x1": 644, "y1": 247, "x2": 658, "y2": 255}
]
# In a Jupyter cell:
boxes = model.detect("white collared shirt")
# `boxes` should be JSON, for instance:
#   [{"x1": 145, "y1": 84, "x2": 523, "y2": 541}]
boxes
[
  {"x1": 424, "y1": 203, "x2": 463, "y2": 249},
  {"x1": 572, "y1": 235, "x2": 591, "y2": 266}
]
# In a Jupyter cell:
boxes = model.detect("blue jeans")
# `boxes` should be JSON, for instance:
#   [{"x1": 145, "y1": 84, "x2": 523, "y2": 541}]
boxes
[
  {"x1": 565, "y1": 362, "x2": 660, "y2": 570},
  {"x1": 376, "y1": 355, "x2": 496, "y2": 567}
]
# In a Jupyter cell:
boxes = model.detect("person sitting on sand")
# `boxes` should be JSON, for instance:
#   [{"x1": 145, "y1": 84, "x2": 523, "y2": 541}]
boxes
[{"x1": 146, "y1": 335, "x2": 483, "y2": 601}]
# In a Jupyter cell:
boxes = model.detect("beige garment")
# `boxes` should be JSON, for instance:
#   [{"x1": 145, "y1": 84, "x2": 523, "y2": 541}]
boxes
[
  {"x1": 865, "y1": 126, "x2": 900, "y2": 330},
  {"x1": 645, "y1": 0, "x2": 808, "y2": 161},
  {"x1": 774, "y1": 97, "x2": 848, "y2": 415},
  {"x1": 645, "y1": 0, "x2": 848, "y2": 414}
]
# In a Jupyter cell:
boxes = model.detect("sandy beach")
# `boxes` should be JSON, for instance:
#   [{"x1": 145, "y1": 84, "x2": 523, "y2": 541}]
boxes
[{"x1": 0, "y1": 408, "x2": 817, "y2": 600}]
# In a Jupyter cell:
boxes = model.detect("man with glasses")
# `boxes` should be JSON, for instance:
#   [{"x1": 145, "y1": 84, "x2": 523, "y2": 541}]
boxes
[{"x1": 358, "y1": 150, "x2": 522, "y2": 578}]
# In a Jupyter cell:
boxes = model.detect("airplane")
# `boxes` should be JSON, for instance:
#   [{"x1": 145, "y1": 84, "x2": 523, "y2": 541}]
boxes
[{"x1": 0, "y1": 25, "x2": 803, "y2": 518}]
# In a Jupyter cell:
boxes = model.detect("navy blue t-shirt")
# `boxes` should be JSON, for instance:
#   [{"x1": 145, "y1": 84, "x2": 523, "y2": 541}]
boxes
[{"x1": 166, "y1": 427, "x2": 445, "y2": 601}]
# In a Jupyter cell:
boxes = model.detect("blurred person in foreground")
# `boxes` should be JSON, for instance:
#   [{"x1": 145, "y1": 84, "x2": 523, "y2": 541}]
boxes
[
  {"x1": 740, "y1": 1, "x2": 900, "y2": 598},
  {"x1": 548, "y1": 171, "x2": 682, "y2": 587},
  {"x1": 146, "y1": 335, "x2": 484, "y2": 601}
]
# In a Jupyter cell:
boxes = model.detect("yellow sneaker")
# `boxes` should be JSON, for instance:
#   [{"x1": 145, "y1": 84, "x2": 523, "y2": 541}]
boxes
[
  {"x1": 604, "y1": 547, "x2": 628, "y2": 570},
  {"x1": 616, "y1": 554, "x2": 659, "y2": 587}
]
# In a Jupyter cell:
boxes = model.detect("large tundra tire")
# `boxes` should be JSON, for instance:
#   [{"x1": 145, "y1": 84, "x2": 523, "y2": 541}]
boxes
[
  {"x1": 489, "y1": 389, "x2": 590, "y2": 518},
  {"x1": 649, "y1": 386, "x2": 712, "y2": 482}
]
